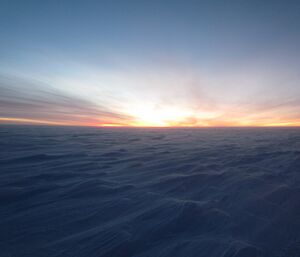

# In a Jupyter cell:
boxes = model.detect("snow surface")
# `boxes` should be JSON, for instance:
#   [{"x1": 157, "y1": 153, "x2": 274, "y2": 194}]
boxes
[{"x1": 1, "y1": 125, "x2": 300, "y2": 257}]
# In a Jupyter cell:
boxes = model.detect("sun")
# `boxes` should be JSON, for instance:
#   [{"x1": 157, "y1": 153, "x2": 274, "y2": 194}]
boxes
[{"x1": 123, "y1": 104, "x2": 193, "y2": 127}]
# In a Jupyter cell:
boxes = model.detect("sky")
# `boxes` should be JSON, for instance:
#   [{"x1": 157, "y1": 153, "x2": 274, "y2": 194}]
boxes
[{"x1": 1, "y1": 0, "x2": 300, "y2": 127}]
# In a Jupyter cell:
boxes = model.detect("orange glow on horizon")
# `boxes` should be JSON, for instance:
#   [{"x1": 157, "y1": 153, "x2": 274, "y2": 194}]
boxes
[
  {"x1": 99, "y1": 123, "x2": 125, "y2": 127},
  {"x1": 0, "y1": 117, "x2": 67, "y2": 126},
  {"x1": 1, "y1": 117, "x2": 300, "y2": 127}
]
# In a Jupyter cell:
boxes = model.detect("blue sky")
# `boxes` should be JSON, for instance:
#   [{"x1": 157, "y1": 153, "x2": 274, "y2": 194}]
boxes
[{"x1": 1, "y1": 0, "x2": 300, "y2": 126}]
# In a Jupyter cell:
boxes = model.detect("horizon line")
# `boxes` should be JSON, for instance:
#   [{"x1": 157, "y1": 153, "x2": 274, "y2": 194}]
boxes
[{"x1": 1, "y1": 117, "x2": 300, "y2": 128}]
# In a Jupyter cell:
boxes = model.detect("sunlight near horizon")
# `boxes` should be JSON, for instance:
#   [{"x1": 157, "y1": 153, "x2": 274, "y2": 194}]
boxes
[
  {"x1": 1, "y1": 117, "x2": 300, "y2": 128},
  {"x1": 124, "y1": 105, "x2": 193, "y2": 127}
]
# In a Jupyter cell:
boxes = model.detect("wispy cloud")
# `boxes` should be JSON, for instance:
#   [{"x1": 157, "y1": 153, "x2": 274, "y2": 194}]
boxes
[
  {"x1": 0, "y1": 75, "x2": 133, "y2": 126},
  {"x1": 1, "y1": 59, "x2": 300, "y2": 127}
]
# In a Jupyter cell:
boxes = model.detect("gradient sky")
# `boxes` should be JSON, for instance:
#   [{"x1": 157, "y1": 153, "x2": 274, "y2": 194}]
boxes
[{"x1": 1, "y1": 0, "x2": 300, "y2": 126}]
